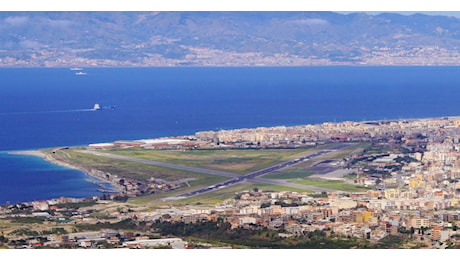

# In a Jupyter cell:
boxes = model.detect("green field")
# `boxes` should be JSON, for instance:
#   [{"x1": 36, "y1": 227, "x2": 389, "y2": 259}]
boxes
[
  {"x1": 130, "y1": 182, "x2": 312, "y2": 206},
  {"x1": 45, "y1": 143, "x2": 368, "y2": 204},
  {"x1": 291, "y1": 179, "x2": 369, "y2": 192},
  {"x1": 48, "y1": 148, "x2": 229, "y2": 184},
  {"x1": 46, "y1": 147, "x2": 326, "y2": 204},
  {"x1": 107, "y1": 147, "x2": 329, "y2": 174},
  {"x1": 261, "y1": 171, "x2": 316, "y2": 179},
  {"x1": 262, "y1": 142, "x2": 369, "y2": 179}
]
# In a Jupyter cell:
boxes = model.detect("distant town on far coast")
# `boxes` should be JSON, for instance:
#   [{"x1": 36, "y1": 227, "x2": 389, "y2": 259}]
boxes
[{"x1": 1, "y1": 11, "x2": 460, "y2": 67}]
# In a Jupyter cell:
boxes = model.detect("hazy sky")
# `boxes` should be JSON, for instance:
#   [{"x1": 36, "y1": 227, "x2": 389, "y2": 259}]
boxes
[
  {"x1": 340, "y1": 11, "x2": 460, "y2": 18},
  {"x1": 2, "y1": 0, "x2": 460, "y2": 14}
]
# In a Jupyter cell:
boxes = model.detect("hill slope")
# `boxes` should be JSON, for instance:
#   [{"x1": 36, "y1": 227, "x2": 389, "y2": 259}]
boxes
[{"x1": 1, "y1": 11, "x2": 460, "y2": 66}]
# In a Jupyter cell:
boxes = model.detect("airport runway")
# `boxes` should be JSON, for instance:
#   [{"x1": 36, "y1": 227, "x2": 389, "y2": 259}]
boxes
[
  {"x1": 81, "y1": 150, "x2": 240, "y2": 179},
  {"x1": 80, "y1": 143, "x2": 356, "y2": 200}
]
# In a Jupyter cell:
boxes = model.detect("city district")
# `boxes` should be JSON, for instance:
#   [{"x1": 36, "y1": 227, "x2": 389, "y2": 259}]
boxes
[{"x1": 3, "y1": 116, "x2": 460, "y2": 248}]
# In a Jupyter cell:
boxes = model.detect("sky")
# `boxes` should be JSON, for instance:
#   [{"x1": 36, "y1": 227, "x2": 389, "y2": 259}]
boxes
[
  {"x1": 345, "y1": 11, "x2": 460, "y2": 18},
  {"x1": 1, "y1": 1, "x2": 460, "y2": 20},
  {"x1": 2, "y1": 0, "x2": 460, "y2": 13}
]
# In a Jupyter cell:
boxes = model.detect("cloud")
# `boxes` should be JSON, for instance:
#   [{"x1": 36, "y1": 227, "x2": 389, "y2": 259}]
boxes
[
  {"x1": 19, "y1": 40, "x2": 42, "y2": 49},
  {"x1": 47, "y1": 19, "x2": 74, "y2": 28},
  {"x1": 289, "y1": 18, "x2": 329, "y2": 26},
  {"x1": 4, "y1": 16, "x2": 29, "y2": 26},
  {"x1": 4, "y1": 16, "x2": 74, "y2": 29}
]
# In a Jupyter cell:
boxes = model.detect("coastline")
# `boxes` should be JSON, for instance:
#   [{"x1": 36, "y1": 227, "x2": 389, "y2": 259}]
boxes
[
  {"x1": 8, "y1": 149, "x2": 123, "y2": 195},
  {"x1": 5, "y1": 114, "x2": 460, "y2": 204}
]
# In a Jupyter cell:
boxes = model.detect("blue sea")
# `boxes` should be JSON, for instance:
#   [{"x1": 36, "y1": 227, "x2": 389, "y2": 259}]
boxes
[{"x1": 1, "y1": 66, "x2": 460, "y2": 204}]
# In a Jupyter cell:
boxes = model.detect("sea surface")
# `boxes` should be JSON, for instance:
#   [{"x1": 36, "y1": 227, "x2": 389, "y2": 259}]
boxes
[{"x1": 1, "y1": 66, "x2": 460, "y2": 204}]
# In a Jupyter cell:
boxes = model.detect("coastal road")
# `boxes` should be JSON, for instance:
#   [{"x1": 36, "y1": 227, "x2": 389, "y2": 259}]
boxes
[{"x1": 79, "y1": 143, "x2": 356, "y2": 200}]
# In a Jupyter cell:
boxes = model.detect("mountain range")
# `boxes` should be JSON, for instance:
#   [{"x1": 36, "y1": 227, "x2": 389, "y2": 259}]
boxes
[{"x1": 1, "y1": 11, "x2": 460, "y2": 67}]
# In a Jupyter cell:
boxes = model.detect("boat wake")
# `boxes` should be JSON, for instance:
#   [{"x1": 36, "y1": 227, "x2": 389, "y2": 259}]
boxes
[
  {"x1": 0, "y1": 109, "x2": 95, "y2": 116},
  {"x1": 0, "y1": 104, "x2": 112, "y2": 116}
]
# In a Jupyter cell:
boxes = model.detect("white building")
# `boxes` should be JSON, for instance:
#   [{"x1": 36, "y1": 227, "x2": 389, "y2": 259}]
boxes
[{"x1": 123, "y1": 238, "x2": 185, "y2": 249}]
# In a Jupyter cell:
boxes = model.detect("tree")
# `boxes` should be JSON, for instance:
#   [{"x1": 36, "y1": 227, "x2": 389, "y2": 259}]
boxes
[{"x1": 260, "y1": 202, "x2": 271, "y2": 208}]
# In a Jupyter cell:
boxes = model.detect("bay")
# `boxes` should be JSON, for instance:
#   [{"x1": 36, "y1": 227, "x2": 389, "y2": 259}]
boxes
[
  {"x1": 0, "y1": 152, "x2": 109, "y2": 204},
  {"x1": 1, "y1": 66, "x2": 460, "y2": 204}
]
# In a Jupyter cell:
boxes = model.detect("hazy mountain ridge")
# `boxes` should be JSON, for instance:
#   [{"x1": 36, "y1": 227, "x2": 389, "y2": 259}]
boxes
[{"x1": 1, "y1": 11, "x2": 460, "y2": 67}]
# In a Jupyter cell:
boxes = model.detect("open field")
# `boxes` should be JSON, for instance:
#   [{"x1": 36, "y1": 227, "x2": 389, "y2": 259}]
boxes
[
  {"x1": 262, "y1": 142, "x2": 369, "y2": 180},
  {"x1": 44, "y1": 143, "x2": 367, "y2": 204},
  {"x1": 106, "y1": 146, "x2": 332, "y2": 174},
  {"x1": 48, "y1": 148, "x2": 229, "y2": 184},
  {"x1": 291, "y1": 179, "x2": 369, "y2": 193},
  {"x1": 321, "y1": 146, "x2": 368, "y2": 161},
  {"x1": 0, "y1": 218, "x2": 73, "y2": 239},
  {"x1": 260, "y1": 171, "x2": 317, "y2": 179},
  {"x1": 129, "y1": 182, "x2": 312, "y2": 206}
]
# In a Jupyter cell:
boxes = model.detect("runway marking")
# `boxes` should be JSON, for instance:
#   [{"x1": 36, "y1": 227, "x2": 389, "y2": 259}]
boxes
[{"x1": 79, "y1": 143, "x2": 358, "y2": 199}]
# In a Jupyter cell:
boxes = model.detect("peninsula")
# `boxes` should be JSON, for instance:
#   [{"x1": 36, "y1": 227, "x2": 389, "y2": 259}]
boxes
[{"x1": 3, "y1": 115, "x2": 460, "y2": 249}]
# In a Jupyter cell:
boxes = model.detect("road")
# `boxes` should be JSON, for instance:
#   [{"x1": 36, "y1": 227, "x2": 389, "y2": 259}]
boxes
[{"x1": 80, "y1": 143, "x2": 356, "y2": 200}]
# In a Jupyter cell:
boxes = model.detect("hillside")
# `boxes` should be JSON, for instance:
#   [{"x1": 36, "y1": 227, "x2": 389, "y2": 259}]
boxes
[{"x1": 1, "y1": 11, "x2": 460, "y2": 66}]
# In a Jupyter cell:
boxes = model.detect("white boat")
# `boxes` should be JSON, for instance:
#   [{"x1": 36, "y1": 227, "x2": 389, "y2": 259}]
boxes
[
  {"x1": 70, "y1": 67, "x2": 83, "y2": 71},
  {"x1": 75, "y1": 71, "x2": 87, "y2": 75},
  {"x1": 93, "y1": 104, "x2": 101, "y2": 110}
]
